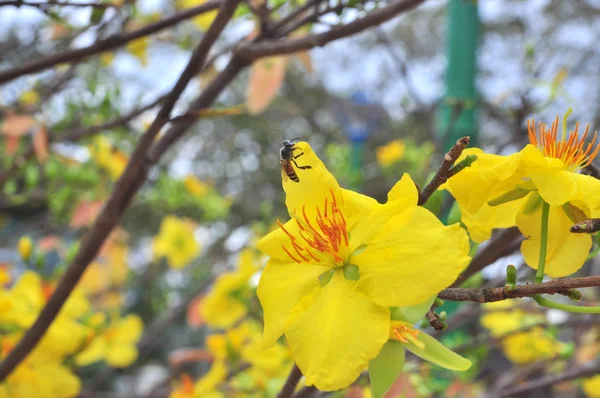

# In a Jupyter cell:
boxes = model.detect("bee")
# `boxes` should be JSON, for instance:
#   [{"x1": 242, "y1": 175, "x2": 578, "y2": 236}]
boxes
[{"x1": 280, "y1": 138, "x2": 312, "y2": 182}]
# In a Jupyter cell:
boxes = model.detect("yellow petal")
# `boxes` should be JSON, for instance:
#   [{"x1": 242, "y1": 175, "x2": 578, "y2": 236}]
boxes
[
  {"x1": 75, "y1": 338, "x2": 107, "y2": 366},
  {"x1": 341, "y1": 188, "x2": 380, "y2": 231},
  {"x1": 517, "y1": 205, "x2": 592, "y2": 277},
  {"x1": 114, "y1": 315, "x2": 144, "y2": 343},
  {"x1": 583, "y1": 375, "x2": 600, "y2": 398},
  {"x1": 282, "y1": 142, "x2": 343, "y2": 221},
  {"x1": 459, "y1": 197, "x2": 524, "y2": 242},
  {"x1": 347, "y1": 176, "x2": 419, "y2": 254},
  {"x1": 354, "y1": 206, "x2": 470, "y2": 307},
  {"x1": 528, "y1": 167, "x2": 600, "y2": 210},
  {"x1": 443, "y1": 148, "x2": 524, "y2": 215},
  {"x1": 387, "y1": 173, "x2": 419, "y2": 205},
  {"x1": 106, "y1": 343, "x2": 138, "y2": 367},
  {"x1": 285, "y1": 271, "x2": 389, "y2": 391},
  {"x1": 257, "y1": 258, "x2": 330, "y2": 348}
]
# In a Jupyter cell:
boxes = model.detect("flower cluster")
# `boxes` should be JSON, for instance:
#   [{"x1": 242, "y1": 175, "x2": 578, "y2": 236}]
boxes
[{"x1": 257, "y1": 142, "x2": 472, "y2": 393}]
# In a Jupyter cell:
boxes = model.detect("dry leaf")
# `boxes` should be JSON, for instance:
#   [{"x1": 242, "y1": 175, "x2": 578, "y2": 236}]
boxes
[
  {"x1": 70, "y1": 200, "x2": 104, "y2": 228},
  {"x1": 5, "y1": 135, "x2": 20, "y2": 155},
  {"x1": 247, "y1": 56, "x2": 289, "y2": 114},
  {"x1": 33, "y1": 126, "x2": 49, "y2": 163},
  {"x1": 2, "y1": 113, "x2": 35, "y2": 137},
  {"x1": 168, "y1": 349, "x2": 213, "y2": 368},
  {"x1": 187, "y1": 294, "x2": 205, "y2": 327}
]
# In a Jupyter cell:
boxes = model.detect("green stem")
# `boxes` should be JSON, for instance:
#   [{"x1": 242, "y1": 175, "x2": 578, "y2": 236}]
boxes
[
  {"x1": 534, "y1": 295, "x2": 600, "y2": 314},
  {"x1": 535, "y1": 201, "x2": 550, "y2": 283}
]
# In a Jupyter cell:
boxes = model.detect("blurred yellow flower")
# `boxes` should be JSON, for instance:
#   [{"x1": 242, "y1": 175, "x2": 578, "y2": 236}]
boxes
[
  {"x1": 444, "y1": 115, "x2": 600, "y2": 277},
  {"x1": 184, "y1": 175, "x2": 211, "y2": 198},
  {"x1": 153, "y1": 215, "x2": 200, "y2": 269},
  {"x1": 75, "y1": 314, "x2": 143, "y2": 368},
  {"x1": 583, "y1": 375, "x2": 600, "y2": 398},
  {"x1": 17, "y1": 236, "x2": 33, "y2": 261},
  {"x1": 100, "y1": 52, "x2": 115, "y2": 67},
  {"x1": 80, "y1": 237, "x2": 129, "y2": 298},
  {"x1": 376, "y1": 139, "x2": 406, "y2": 167},
  {"x1": 0, "y1": 335, "x2": 81, "y2": 398},
  {"x1": 199, "y1": 250, "x2": 258, "y2": 328},
  {"x1": 178, "y1": 0, "x2": 218, "y2": 31},
  {"x1": 18, "y1": 90, "x2": 40, "y2": 107},
  {"x1": 126, "y1": 36, "x2": 149, "y2": 66},
  {"x1": 89, "y1": 136, "x2": 128, "y2": 180},
  {"x1": 501, "y1": 327, "x2": 561, "y2": 365},
  {"x1": 0, "y1": 265, "x2": 11, "y2": 286}
]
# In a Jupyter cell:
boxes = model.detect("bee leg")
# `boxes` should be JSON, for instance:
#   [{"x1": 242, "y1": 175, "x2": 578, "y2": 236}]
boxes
[{"x1": 292, "y1": 159, "x2": 312, "y2": 170}]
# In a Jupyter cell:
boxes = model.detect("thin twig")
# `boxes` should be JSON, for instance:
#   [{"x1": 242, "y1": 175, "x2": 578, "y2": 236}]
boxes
[
  {"x1": 278, "y1": 365, "x2": 303, "y2": 398},
  {"x1": 492, "y1": 360, "x2": 600, "y2": 398},
  {"x1": 0, "y1": 0, "x2": 222, "y2": 84},
  {"x1": 237, "y1": 0, "x2": 426, "y2": 61},
  {"x1": 0, "y1": 0, "x2": 240, "y2": 381},
  {"x1": 426, "y1": 309, "x2": 445, "y2": 331},
  {"x1": 0, "y1": 0, "x2": 115, "y2": 8},
  {"x1": 418, "y1": 136, "x2": 470, "y2": 205},
  {"x1": 439, "y1": 276, "x2": 600, "y2": 303}
]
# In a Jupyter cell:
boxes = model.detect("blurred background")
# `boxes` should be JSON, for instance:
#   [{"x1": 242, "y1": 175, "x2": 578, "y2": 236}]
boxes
[{"x1": 0, "y1": 0, "x2": 600, "y2": 396}]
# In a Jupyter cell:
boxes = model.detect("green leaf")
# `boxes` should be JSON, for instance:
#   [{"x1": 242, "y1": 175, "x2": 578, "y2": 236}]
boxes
[
  {"x1": 90, "y1": 7, "x2": 106, "y2": 24},
  {"x1": 391, "y1": 295, "x2": 436, "y2": 325},
  {"x1": 368, "y1": 341, "x2": 405, "y2": 398},
  {"x1": 404, "y1": 332, "x2": 471, "y2": 371}
]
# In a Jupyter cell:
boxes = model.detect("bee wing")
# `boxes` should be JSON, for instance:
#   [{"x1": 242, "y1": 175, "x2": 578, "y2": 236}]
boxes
[{"x1": 281, "y1": 165, "x2": 289, "y2": 182}]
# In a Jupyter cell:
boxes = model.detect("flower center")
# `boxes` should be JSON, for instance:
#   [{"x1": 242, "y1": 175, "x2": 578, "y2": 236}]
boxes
[
  {"x1": 278, "y1": 190, "x2": 348, "y2": 266},
  {"x1": 528, "y1": 117, "x2": 600, "y2": 171},
  {"x1": 389, "y1": 321, "x2": 425, "y2": 349}
]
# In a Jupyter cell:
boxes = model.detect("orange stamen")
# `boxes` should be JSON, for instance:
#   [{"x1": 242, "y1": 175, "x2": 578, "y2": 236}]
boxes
[
  {"x1": 279, "y1": 191, "x2": 348, "y2": 265},
  {"x1": 528, "y1": 117, "x2": 600, "y2": 171}
]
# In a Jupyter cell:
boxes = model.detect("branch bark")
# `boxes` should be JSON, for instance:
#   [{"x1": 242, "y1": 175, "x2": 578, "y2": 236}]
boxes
[
  {"x1": 439, "y1": 276, "x2": 600, "y2": 303},
  {"x1": 0, "y1": 0, "x2": 240, "y2": 381},
  {"x1": 493, "y1": 360, "x2": 600, "y2": 398},
  {"x1": 0, "y1": 0, "x2": 221, "y2": 84},
  {"x1": 278, "y1": 365, "x2": 303, "y2": 398},
  {"x1": 0, "y1": 0, "x2": 115, "y2": 8}
]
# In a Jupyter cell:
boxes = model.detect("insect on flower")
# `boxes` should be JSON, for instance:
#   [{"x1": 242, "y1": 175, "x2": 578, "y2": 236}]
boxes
[{"x1": 280, "y1": 138, "x2": 312, "y2": 182}]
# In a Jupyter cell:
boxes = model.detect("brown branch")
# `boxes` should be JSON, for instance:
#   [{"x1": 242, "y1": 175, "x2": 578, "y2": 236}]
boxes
[
  {"x1": 450, "y1": 227, "x2": 522, "y2": 287},
  {"x1": 0, "y1": 0, "x2": 222, "y2": 85},
  {"x1": 278, "y1": 365, "x2": 303, "y2": 398},
  {"x1": 438, "y1": 276, "x2": 600, "y2": 303},
  {"x1": 583, "y1": 162, "x2": 600, "y2": 179},
  {"x1": 0, "y1": 0, "x2": 240, "y2": 381},
  {"x1": 494, "y1": 360, "x2": 600, "y2": 398},
  {"x1": 293, "y1": 386, "x2": 318, "y2": 398},
  {"x1": 426, "y1": 309, "x2": 445, "y2": 331},
  {"x1": 418, "y1": 136, "x2": 470, "y2": 205},
  {"x1": 237, "y1": 0, "x2": 426, "y2": 61},
  {"x1": 0, "y1": 0, "x2": 115, "y2": 8}
]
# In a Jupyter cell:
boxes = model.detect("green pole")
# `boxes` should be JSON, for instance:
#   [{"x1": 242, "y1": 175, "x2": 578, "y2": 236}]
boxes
[{"x1": 437, "y1": 0, "x2": 479, "y2": 150}]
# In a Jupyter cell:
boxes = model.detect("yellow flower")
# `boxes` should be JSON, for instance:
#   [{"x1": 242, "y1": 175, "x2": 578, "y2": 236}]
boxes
[
  {"x1": 199, "y1": 249, "x2": 258, "y2": 328},
  {"x1": 501, "y1": 327, "x2": 561, "y2": 365},
  {"x1": 169, "y1": 374, "x2": 196, "y2": 398},
  {"x1": 153, "y1": 216, "x2": 200, "y2": 269},
  {"x1": 376, "y1": 139, "x2": 406, "y2": 167},
  {"x1": 89, "y1": 136, "x2": 128, "y2": 180},
  {"x1": 443, "y1": 115, "x2": 600, "y2": 277},
  {"x1": 0, "y1": 336, "x2": 81, "y2": 398},
  {"x1": 18, "y1": 90, "x2": 40, "y2": 107},
  {"x1": 18, "y1": 236, "x2": 33, "y2": 261},
  {"x1": 583, "y1": 375, "x2": 600, "y2": 398},
  {"x1": 178, "y1": 0, "x2": 218, "y2": 31},
  {"x1": 184, "y1": 175, "x2": 211, "y2": 198},
  {"x1": 257, "y1": 142, "x2": 471, "y2": 391},
  {"x1": 75, "y1": 314, "x2": 143, "y2": 368},
  {"x1": 126, "y1": 36, "x2": 149, "y2": 66},
  {"x1": 194, "y1": 361, "x2": 226, "y2": 397},
  {"x1": 0, "y1": 264, "x2": 11, "y2": 286}
]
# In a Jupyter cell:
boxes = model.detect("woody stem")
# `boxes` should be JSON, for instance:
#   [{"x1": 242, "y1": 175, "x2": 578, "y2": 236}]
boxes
[{"x1": 534, "y1": 201, "x2": 550, "y2": 283}]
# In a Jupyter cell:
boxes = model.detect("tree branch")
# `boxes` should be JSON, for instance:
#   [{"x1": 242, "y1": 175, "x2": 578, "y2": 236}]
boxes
[
  {"x1": 0, "y1": 0, "x2": 115, "y2": 8},
  {"x1": 439, "y1": 276, "x2": 600, "y2": 303},
  {"x1": 236, "y1": 0, "x2": 426, "y2": 61},
  {"x1": 450, "y1": 227, "x2": 522, "y2": 287},
  {"x1": 493, "y1": 360, "x2": 600, "y2": 398},
  {"x1": 418, "y1": 136, "x2": 470, "y2": 205},
  {"x1": 0, "y1": 0, "x2": 222, "y2": 85},
  {"x1": 278, "y1": 365, "x2": 303, "y2": 398},
  {"x1": 0, "y1": 0, "x2": 240, "y2": 381}
]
